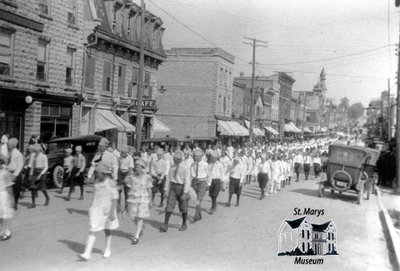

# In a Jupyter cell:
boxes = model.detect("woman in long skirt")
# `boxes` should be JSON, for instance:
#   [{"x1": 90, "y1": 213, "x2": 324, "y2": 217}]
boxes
[
  {"x1": 125, "y1": 158, "x2": 152, "y2": 245},
  {"x1": 80, "y1": 163, "x2": 119, "y2": 260}
]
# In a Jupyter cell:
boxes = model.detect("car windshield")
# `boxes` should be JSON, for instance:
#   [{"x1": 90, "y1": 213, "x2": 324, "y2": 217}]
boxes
[{"x1": 47, "y1": 142, "x2": 71, "y2": 155}]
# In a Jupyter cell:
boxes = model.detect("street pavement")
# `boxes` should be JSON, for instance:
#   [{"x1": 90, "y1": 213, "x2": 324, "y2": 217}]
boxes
[{"x1": 0, "y1": 174, "x2": 395, "y2": 271}]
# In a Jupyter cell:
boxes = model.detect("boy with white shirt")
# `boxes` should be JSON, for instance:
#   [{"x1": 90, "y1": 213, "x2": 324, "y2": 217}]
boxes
[
  {"x1": 190, "y1": 149, "x2": 209, "y2": 222},
  {"x1": 225, "y1": 157, "x2": 244, "y2": 207},
  {"x1": 207, "y1": 151, "x2": 225, "y2": 214}
]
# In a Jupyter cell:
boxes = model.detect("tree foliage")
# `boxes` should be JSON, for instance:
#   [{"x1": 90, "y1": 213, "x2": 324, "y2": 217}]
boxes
[
  {"x1": 338, "y1": 97, "x2": 349, "y2": 111},
  {"x1": 347, "y1": 102, "x2": 364, "y2": 120}
]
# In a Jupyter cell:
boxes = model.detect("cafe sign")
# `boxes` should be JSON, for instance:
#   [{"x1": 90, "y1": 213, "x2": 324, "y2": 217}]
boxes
[{"x1": 131, "y1": 100, "x2": 156, "y2": 110}]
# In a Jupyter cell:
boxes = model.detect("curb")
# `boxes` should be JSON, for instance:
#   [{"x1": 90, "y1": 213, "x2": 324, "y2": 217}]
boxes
[{"x1": 377, "y1": 188, "x2": 400, "y2": 270}]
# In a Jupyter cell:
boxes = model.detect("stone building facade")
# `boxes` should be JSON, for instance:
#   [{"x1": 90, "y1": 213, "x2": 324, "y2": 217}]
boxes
[
  {"x1": 155, "y1": 48, "x2": 234, "y2": 140},
  {"x1": 80, "y1": 0, "x2": 166, "y2": 147},
  {"x1": 0, "y1": 0, "x2": 85, "y2": 150}
]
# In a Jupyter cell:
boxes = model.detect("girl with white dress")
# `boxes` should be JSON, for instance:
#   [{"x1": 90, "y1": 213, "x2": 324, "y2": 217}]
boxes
[
  {"x1": 0, "y1": 154, "x2": 14, "y2": 241},
  {"x1": 80, "y1": 163, "x2": 119, "y2": 260}
]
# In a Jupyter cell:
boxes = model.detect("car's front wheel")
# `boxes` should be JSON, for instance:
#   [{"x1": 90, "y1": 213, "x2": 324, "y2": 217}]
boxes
[{"x1": 53, "y1": 165, "x2": 64, "y2": 188}]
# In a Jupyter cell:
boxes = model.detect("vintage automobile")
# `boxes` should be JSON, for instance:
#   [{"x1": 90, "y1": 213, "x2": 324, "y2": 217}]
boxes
[
  {"x1": 318, "y1": 144, "x2": 377, "y2": 205},
  {"x1": 46, "y1": 135, "x2": 102, "y2": 188}
]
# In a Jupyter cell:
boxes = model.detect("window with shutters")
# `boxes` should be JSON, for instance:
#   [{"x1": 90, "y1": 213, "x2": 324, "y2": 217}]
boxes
[
  {"x1": 65, "y1": 48, "x2": 75, "y2": 86},
  {"x1": 0, "y1": 30, "x2": 12, "y2": 76},
  {"x1": 37, "y1": 39, "x2": 49, "y2": 81},
  {"x1": 128, "y1": 68, "x2": 139, "y2": 98},
  {"x1": 117, "y1": 64, "x2": 126, "y2": 95},
  {"x1": 102, "y1": 60, "x2": 112, "y2": 91},
  {"x1": 84, "y1": 55, "x2": 95, "y2": 88}
]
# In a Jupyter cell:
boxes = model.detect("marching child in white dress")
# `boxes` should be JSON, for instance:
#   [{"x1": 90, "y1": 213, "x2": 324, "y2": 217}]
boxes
[
  {"x1": 0, "y1": 154, "x2": 14, "y2": 241},
  {"x1": 125, "y1": 158, "x2": 152, "y2": 245},
  {"x1": 80, "y1": 163, "x2": 119, "y2": 260}
]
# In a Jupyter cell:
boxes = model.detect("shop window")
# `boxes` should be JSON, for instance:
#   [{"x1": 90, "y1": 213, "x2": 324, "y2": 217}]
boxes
[
  {"x1": 102, "y1": 60, "x2": 112, "y2": 91},
  {"x1": 0, "y1": 29, "x2": 12, "y2": 76},
  {"x1": 37, "y1": 39, "x2": 48, "y2": 81},
  {"x1": 118, "y1": 64, "x2": 126, "y2": 95},
  {"x1": 39, "y1": 0, "x2": 50, "y2": 15},
  {"x1": 84, "y1": 55, "x2": 95, "y2": 88},
  {"x1": 66, "y1": 48, "x2": 75, "y2": 86},
  {"x1": 68, "y1": 0, "x2": 77, "y2": 26}
]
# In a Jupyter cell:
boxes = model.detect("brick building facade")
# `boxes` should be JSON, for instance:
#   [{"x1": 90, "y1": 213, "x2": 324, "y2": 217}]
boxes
[
  {"x1": 155, "y1": 48, "x2": 234, "y2": 140},
  {"x1": 0, "y1": 0, "x2": 85, "y2": 151}
]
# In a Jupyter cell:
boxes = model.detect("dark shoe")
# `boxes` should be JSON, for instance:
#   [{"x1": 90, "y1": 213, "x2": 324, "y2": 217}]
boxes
[
  {"x1": 193, "y1": 215, "x2": 200, "y2": 222},
  {"x1": 65, "y1": 196, "x2": 70, "y2": 201},
  {"x1": 160, "y1": 224, "x2": 168, "y2": 232},
  {"x1": 234, "y1": 202, "x2": 239, "y2": 207},
  {"x1": 44, "y1": 199, "x2": 50, "y2": 206},
  {"x1": 0, "y1": 234, "x2": 12, "y2": 241},
  {"x1": 78, "y1": 196, "x2": 84, "y2": 200},
  {"x1": 57, "y1": 190, "x2": 63, "y2": 194},
  {"x1": 208, "y1": 208, "x2": 214, "y2": 215},
  {"x1": 225, "y1": 203, "x2": 231, "y2": 207},
  {"x1": 179, "y1": 224, "x2": 187, "y2": 231},
  {"x1": 131, "y1": 237, "x2": 139, "y2": 245},
  {"x1": 28, "y1": 204, "x2": 36, "y2": 209},
  {"x1": 158, "y1": 203, "x2": 164, "y2": 208}
]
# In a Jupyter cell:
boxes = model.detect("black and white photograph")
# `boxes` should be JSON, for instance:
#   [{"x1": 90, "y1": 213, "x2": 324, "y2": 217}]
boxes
[{"x1": 0, "y1": 0, "x2": 399, "y2": 270}]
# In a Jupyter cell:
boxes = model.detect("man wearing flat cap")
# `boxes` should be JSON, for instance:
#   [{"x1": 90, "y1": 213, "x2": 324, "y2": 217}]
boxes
[
  {"x1": 7, "y1": 138, "x2": 24, "y2": 210},
  {"x1": 160, "y1": 150, "x2": 190, "y2": 232},
  {"x1": 150, "y1": 148, "x2": 170, "y2": 207},
  {"x1": 88, "y1": 138, "x2": 118, "y2": 182}
]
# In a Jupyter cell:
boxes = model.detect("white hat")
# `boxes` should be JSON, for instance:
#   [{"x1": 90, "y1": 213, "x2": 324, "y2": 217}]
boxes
[{"x1": 99, "y1": 137, "x2": 109, "y2": 147}]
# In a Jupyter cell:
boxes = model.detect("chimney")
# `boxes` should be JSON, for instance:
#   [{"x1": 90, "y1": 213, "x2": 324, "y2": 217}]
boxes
[{"x1": 239, "y1": 72, "x2": 244, "y2": 77}]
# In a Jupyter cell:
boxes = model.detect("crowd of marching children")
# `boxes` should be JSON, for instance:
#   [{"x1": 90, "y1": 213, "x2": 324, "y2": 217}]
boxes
[{"x1": 0, "y1": 133, "x2": 338, "y2": 260}]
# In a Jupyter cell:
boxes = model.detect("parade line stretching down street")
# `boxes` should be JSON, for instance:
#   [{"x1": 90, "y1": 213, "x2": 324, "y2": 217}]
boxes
[{"x1": 0, "y1": 135, "x2": 360, "y2": 259}]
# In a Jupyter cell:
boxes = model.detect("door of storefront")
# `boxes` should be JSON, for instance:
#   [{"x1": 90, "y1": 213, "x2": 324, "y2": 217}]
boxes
[{"x1": 0, "y1": 96, "x2": 25, "y2": 148}]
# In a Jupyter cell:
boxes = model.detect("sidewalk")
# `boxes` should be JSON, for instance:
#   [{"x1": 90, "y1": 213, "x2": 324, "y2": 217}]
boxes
[{"x1": 379, "y1": 187, "x2": 400, "y2": 271}]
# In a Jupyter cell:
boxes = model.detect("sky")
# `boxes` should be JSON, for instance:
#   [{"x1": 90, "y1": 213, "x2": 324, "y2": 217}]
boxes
[{"x1": 143, "y1": 0, "x2": 398, "y2": 107}]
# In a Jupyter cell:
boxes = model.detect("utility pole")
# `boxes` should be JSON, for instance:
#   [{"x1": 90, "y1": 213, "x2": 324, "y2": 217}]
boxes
[
  {"x1": 388, "y1": 78, "x2": 391, "y2": 140},
  {"x1": 302, "y1": 92, "x2": 308, "y2": 136},
  {"x1": 395, "y1": 0, "x2": 400, "y2": 192},
  {"x1": 381, "y1": 92, "x2": 384, "y2": 139},
  {"x1": 243, "y1": 37, "x2": 267, "y2": 143},
  {"x1": 135, "y1": 0, "x2": 145, "y2": 150}
]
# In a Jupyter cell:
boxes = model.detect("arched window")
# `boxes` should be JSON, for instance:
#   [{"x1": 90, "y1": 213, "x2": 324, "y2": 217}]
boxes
[
  {"x1": 328, "y1": 232, "x2": 331, "y2": 240},
  {"x1": 332, "y1": 233, "x2": 335, "y2": 240},
  {"x1": 328, "y1": 243, "x2": 331, "y2": 251},
  {"x1": 302, "y1": 230, "x2": 304, "y2": 238}
]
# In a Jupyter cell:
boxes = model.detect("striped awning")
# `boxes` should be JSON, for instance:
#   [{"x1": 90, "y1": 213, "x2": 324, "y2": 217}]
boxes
[{"x1": 253, "y1": 128, "x2": 265, "y2": 137}]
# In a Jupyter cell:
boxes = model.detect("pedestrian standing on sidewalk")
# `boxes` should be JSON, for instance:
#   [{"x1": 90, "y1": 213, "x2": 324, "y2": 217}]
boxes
[
  {"x1": 116, "y1": 145, "x2": 134, "y2": 210},
  {"x1": 225, "y1": 156, "x2": 244, "y2": 207},
  {"x1": 6, "y1": 138, "x2": 24, "y2": 210},
  {"x1": 79, "y1": 163, "x2": 119, "y2": 260},
  {"x1": 257, "y1": 153, "x2": 271, "y2": 200},
  {"x1": 28, "y1": 144, "x2": 49, "y2": 208},
  {"x1": 293, "y1": 150, "x2": 303, "y2": 182},
  {"x1": 58, "y1": 148, "x2": 73, "y2": 194},
  {"x1": 207, "y1": 151, "x2": 224, "y2": 214},
  {"x1": 66, "y1": 146, "x2": 86, "y2": 201},
  {"x1": 150, "y1": 148, "x2": 170, "y2": 207},
  {"x1": 190, "y1": 149, "x2": 209, "y2": 222},
  {"x1": 0, "y1": 154, "x2": 14, "y2": 241},
  {"x1": 303, "y1": 150, "x2": 312, "y2": 181},
  {"x1": 160, "y1": 150, "x2": 190, "y2": 232},
  {"x1": 125, "y1": 158, "x2": 152, "y2": 245},
  {"x1": 219, "y1": 150, "x2": 231, "y2": 191}
]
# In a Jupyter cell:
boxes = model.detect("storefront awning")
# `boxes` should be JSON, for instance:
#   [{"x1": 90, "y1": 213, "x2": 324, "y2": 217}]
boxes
[
  {"x1": 253, "y1": 128, "x2": 264, "y2": 137},
  {"x1": 153, "y1": 117, "x2": 171, "y2": 133},
  {"x1": 289, "y1": 122, "x2": 301, "y2": 133},
  {"x1": 94, "y1": 109, "x2": 136, "y2": 132},
  {"x1": 284, "y1": 123, "x2": 295, "y2": 132},
  {"x1": 304, "y1": 127, "x2": 312, "y2": 133},
  {"x1": 218, "y1": 120, "x2": 249, "y2": 136},
  {"x1": 264, "y1": 126, "x2": 279, "y2": 135}
]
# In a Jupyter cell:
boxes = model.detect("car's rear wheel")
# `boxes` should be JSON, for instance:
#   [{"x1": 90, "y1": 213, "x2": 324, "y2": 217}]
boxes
[{"x1": 53, "y1": 165, "x2": 64, "y2": 188}]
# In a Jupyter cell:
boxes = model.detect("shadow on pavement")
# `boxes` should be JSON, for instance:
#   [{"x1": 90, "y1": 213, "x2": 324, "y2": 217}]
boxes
[
  {"x1": 112, "y1": 230, "x2": 132, "y2": 240},
  {"x1": 58, "y1": 239, "x2": 102, "y2": 254},
  {"x1": 66, "y1": 208, "x2": 88, "y2": 216}
]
